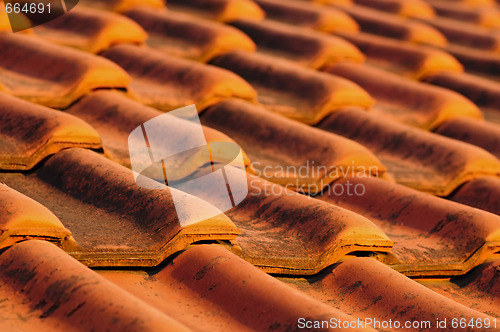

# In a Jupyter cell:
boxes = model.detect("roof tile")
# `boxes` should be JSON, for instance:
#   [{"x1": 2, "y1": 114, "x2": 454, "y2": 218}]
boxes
[
  {"x1": 32, "y1": 6, "x2": 148, "y2": 53},
  {"x1": 254, "y1": 0, "x2": 359, "y2": 33},
  {"x1": 428, "y1": 0, "x2": 500, "y2": 28},
  {"x1": 0, "y1": 33, "x2": 130, "y2": 108},
  {"x1": 333, "y1": 4, "x2": 448, "y2": 45},
  {"x1": 0, "y1": 185, "x2": 71, "y2": 249},
  {"x1": 449, "y1": 176, "x2": 500, "y2": 216},
  {"x1": 79, "y1": 0, "x2": 166, "y2": 12},
  {"x1": 102, "y1": 45, "x2": 257, "y2": 112},
  {"x1": 318, "y1": 108, "x2": 500, "y2": 195},
  {"x1": 353, "y1": 0, "x2": 436, "y2": 18},
  {"x1": 336, "y1": 31, "x2": 462, "y2": 79},
  {"x1": 319, "y1": 176, "x2": 500, "y2": 276},
  {"x1": 166, "y1": 0, "x2": 265, "y2": 23},
  {"x1": 124, "y1": 8, "x2": 256, "y2": 62},
  {"x1": 230, "y1": 19, "x2": 365, "y2": 69},
  {"x1": 0, "y1": 148, "x2": 239, "y2": 267},
  {"x1": 201, "y1": 99, "x2": 385, "y2": 194},
  {"x1": 0, "y1": 240, "x2": 193, "y2": 332},
  {"x1": 324, "y1": 63, "x2": 482, "y2": 129},
  {"x1": 444, "y1": 44, "x2": 500, "y2": 81},
  {"x1": 210, "y1": 51, "x2": 374, "y2": 124},
  {"x1": 0, "y1": 92, "x2": 101, "y2": 170}
]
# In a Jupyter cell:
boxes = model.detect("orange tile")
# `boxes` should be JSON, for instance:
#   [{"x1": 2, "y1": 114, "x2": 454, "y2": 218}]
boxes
[
  {"x1": 435, "y1": 118, "x2": 500, "y2": 160},
  {"x1": 100, "y1": 244, "x2": 372, "y2": 331},
  {"x1": 423, "y1": 71, "x2": 500, "y2": 124},
  {"x1": 79, "y1": 0, "x2": 166, "y2": 12},
  {"x1": 166, "y1": 0, "x2": 265, "y2": 23},
  {"x1": 281, "y1": 257, "x2": 495, "y2": 326},
  {"x1": 324, "y1": 63, "x2": 482, "y2": 129},
  {"x1": 124, "y1": 8, "x2": 255, "y2": 62},
  {"x1": 101, "y1": 45, "x2": 257, "y2": 112},
  {"x1": 319, "y1": 176, "x2": 500, "y2": 276},
  {"x1": 429, "y1": 0, "x2": 500, "y2": 28},
  {"x1": 318, "y1": 108, "x2": 500, "y2": 196},
  {"x1": 333, "y1": 4, "x2": 447, "y2": 46},
  {"x1": 66, "y1": 90, "x2": 251, "y2": 176},
  {"x1": 449, "y1": 177, "x2": 500, "y2": 216},
  {"x1": 201, "y1": 99, "x2": 385, "y2": 194},
  {"x1": 444, "y1": 44, "x2": 500, "y2": 82},
  {"x1": 353, "y1": 0, "x2": 436, "y2": 19},
  {"x1": 32, "y1": 6, "x2": 148, "y2": 53},
  {"x1": 230, "y1": 19, "x2": 364, "y2": 69},
  {"x1": 210, "y1": 51, "x2": 374, "y2": 124},
  {"x1": 254, "y1": 0, "x2": 359, "y2": 33},
  {"x1": 0, "y1": 185, "x2": 71, "y2": 249},
  {"x1": 0, "y1": 33, "x2": 130, "y2": 109},
  {"x1": 0, "y1": 92, "x2": 101, "y2": 170},
  {"x1": 0, "y1": 240, "x2": 192, "y2": 332},
  {"x1": 0, "y1": 149, "x2": 239, "y2": 267},
  {"x1": 336, "y1": 31, "x2": 462, "y2": 79}
]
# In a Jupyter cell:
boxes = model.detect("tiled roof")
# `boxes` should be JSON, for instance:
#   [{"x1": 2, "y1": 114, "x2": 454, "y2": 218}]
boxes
[{"x1": 0, "y1": 0, "x2": 499, "y2": 330}]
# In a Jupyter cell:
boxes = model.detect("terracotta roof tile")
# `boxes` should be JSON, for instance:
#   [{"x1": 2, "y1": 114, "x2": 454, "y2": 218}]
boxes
[
  {"x1": 353, "y1": 0, "x2": 436, "y2": 18},
  {"x1": 0, "y1": 185, "x2": 71, "y2": 249},
  {"x1": 428, "y1": 0, "x2": 500, "y2": 28},
  {"x1": 435, "y1": 118, "x2": 500, "y2": 159},
  {"x1": 324, "y1": 63, "x2": 482, "y2": 129},
  {"x1": 210, "y1": 51, "x2": 374, "y2": 124},
  {"x1": 0, "y1": 149, "x2": 239, "y2": 267},
  {"x1": 319, "y1": 176, "x2": 500, "y2": 276},
  {"x1": 449, "y1": 176, "x2": 500, "y2": 215},
  {"x1": 444, "y1": 44, "x2": 500, "y2": 81},
  {"x1": 0, "y1": 240, "x2": 193, "y2": 332},
  {"x1": 230, "y1": 19, "x2": 365, "y2": 69},
  {"x1": 0, "y1": 33, "x2": 130, "y2": 108},
  {"x1": 254, "y1": 0, "x2": 359, "y2": 33},
  {"x1": 124, "y1": 8, "x2": 256, "y2": 62},
  {"x1": 333, "y1": 4, "x2": 448, "y2": 45},
  {"x1": 0, "y1": 92, "x2": 101, "y2": 170},
  {"x1": 65, "y1": 90, "x2": 251, "y2": 174},
  {"x1": 318, "y1": 108, "x2": 500, "y2": 195},
  {"x1": 335, "y1": 31, "x2": 462, "y2": 79},
  {"x1": 101, "y1": 44, "x2": 257, "y2": 112},
  {"x1": 281, "y1": 257, "x2": 494, "y2": 324},
  {"x1": 78, "y1": 0, "x2": 166, "y2": 12},
  {"x1": 201, "y1": 99, "x2": 385, "y2": 194},
  {"x1": 423, "y1": 71, "x2": 500, "y2": 124},
  {"x1": 166, "y1": 0, "x2": 265, "y2": 23},
  {"x1": 100, "y1": 244, "x2": 372, "y2": 331},
  {"x1": 32, "y1": 6, "x2": 147, "y2": 53}
]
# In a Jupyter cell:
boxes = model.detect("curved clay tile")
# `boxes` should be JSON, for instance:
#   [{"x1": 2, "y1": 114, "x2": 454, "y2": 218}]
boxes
[
  {"x1": 100, "y1": 244, "x2": 373, "y2": 332},
  {"x1": 449, "y1": 176, "x2": 500, "y2": 216},
  {"x1": 0, "y1": 185, "x2": 71, "y2": 250},
  {"x1": 336, "y1": 31, "x2": 462, "y2": 79},
  {"x1": 201, "y1": 99, "x2": 385, "y2": 194},
  {"x1": 254, "y1": 0, "x2": 359, "y2": 33},
  {"x1": 124, "y1": 8, "x2": 256, "y2": 62},
  {"x1": 166, "y1": 0, "x2": 265, "y2": 23},
  {"x1": 0, "y1": 149, "x2": 239, "y2": 267},
  {"x1": 230, "y1": 19, "x2": 364, "y2": 69},
  {"x1": 423, "y1": 71, "x2": 500, "y2": 124},
  {"x1": 319, "y1": 176, "x2": 500, "y2": 276},
  {"x1": 333, "y1": 4, "x2": 447, "y2": 46},
  {"x1": 0, "y1": 92, "x2": 101, "y2": 170},
  {"x1": 0, "y1": 33, "x2": 130, "y2": 109},
  {"x1": 324, "y1": 63, "x2": 482, "y2": 129},
  {"x1": 435, "y1": 118, "x2": 500, "y2": 160},
  {"x1": 66, "y1": 90, "x2": 251, "y2": 176},
  {"x1": 0, "y1": 240, "x2": 193, "y2": 332},
  {"x1": 318, "y1": 108, "x2": 500, "y2": 196},
  {"x1": 33, "y1": 6, "x2": 148, "y2": 53},
  {"x1": 102, "y1": 45, "x2": 257, "y2": 112},
  {"x1": 282, "y1": 257, "x2": 494, "y2": 325},
  {"x1": 353, "y1": 0, "x2": 436, "y2": 19},
  {"x1": 210, "y1": 51, "x2": 374, "y2": 124},
  {"x1": 444, "y1": 44, "x2": 500, "y2": 82},
  {"x1": 78, "y1": 0, "x2": 165, "y2": 12},
  {"x1": 428, "y1": 0, "x2": 500, "y2": 28}
]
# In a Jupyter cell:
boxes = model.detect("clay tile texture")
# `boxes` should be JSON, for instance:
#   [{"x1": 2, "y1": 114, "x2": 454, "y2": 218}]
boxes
[{"x1": 1, "y1": 0, "x2": 500, "y2": 330}]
